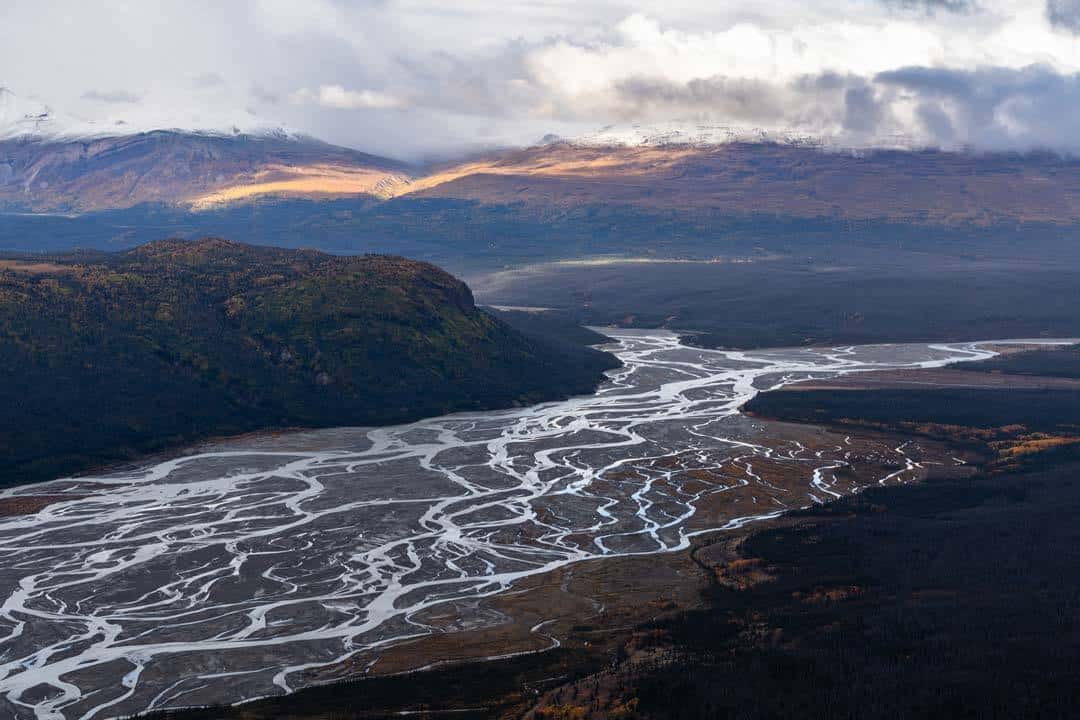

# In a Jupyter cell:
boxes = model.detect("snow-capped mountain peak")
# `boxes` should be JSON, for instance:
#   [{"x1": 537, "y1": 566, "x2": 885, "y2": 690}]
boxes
[
  {"x1": 0, "y1": 87, "x2": 303, "y2": 142},
  {"x1": 549, "y1": 122, "x2": 826, "y2": 149},
  {"x1": 0, "y1": 87, "x2": 93, "y2": 141}
]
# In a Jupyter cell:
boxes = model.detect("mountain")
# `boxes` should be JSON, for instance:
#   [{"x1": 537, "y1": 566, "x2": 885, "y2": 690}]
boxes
[
  {"x1": 0, "y1": 85, "x2": 307, "y2": 141},
  {"x1": 0, "y1": 86, "x2": 102, "y2": 141},
  {"x1": 547, "y1": 121, "x2": 828, "y2": 148},
  {"x1": 7, "y1": 89, "x2": 1080, "y2": 227},
  {"x1": 401, "y1": 139, "x2": 1080, "y2": 225},
  {"x1": 0, "y1": 239, "x2": 617, "y2": 485},
  {"x1": 5, "y1": 96, "x2": 1080, "y2": 270},
  {"x1": 0, "y1": 88, "x2": 413, "y2": 212}
]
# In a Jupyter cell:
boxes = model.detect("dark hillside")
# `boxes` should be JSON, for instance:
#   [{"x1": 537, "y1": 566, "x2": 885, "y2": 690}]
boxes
[
  {"x1": 743, "y1": 387, "x2": 1080, "y2": 435},
  {"x1": 624, "y1": 446, "x2": 1080, "y2": 719},
  {"x1": 0, "y1": 239, "x2": 617, "y2": 486},
  {"x1": 485, "y1": 307, "x2": 614, "y2": 347},
  {"x1": 966, "y1": 343, "x2": 1080, "y2": 378}
]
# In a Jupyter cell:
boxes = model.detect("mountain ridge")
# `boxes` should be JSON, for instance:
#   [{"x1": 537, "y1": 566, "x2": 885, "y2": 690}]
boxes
[
  {"x1": 0, "y1": 126, "x2": 414, "y2": 212},
  {"x1": 8, "y1": 132, "x2": 1080, "y2": 226},
  {"x1": 0, "y1": 86, "x2": 306, "y2": 142},
  {"x1": 5, "y1": 89, "x2": 1080, "y2": 231},
  {"x1": 399, "y1": 141, "x2": 1080, "y2": 225}
]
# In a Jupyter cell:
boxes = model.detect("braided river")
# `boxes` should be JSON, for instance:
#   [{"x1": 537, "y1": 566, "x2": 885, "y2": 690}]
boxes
[{"x1": 0, "y1": 330, "x2": 1045, "y2": 718}]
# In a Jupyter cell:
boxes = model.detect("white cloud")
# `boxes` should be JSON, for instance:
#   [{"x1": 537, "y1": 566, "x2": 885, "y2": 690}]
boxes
[
  {"x1": 3, "y1": 0, "x2": 1080, "y2": 158},
  {"x1": 522, "y1": 7, "x2": 1080, "y2": 113},
  {"x1": 251, "y1": 0, "x2": 344, "y2": 37},
  {"x1": 81, "y1": 89, "x2": 141, "y2": 104},
  {"x1": 290, "y1": 85, "x2": 404, "y2": 110}
]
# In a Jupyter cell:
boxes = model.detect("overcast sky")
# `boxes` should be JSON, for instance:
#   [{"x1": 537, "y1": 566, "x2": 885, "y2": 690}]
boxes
[{"x1": 3, "y1": 0, "x2": 1080, "y2": 160}]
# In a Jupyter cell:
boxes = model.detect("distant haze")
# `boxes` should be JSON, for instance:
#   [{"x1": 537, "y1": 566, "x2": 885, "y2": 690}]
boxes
[{"x1": 3, "y1": 0, "x2": 1080, "y2": 160}]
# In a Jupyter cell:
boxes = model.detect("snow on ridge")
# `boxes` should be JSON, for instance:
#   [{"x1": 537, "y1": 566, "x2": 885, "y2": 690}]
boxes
[
  {"x1": 0, "y1": 87, "x2": 304, "y2": 143},
  {"x1": 545, "y1": 122, "x2": 930, "y2": 152},
  {"x1": 0, "y1": 87, "x2": 92, "y2": 141},
  {"x1": 548, "y1": 122, "x2": 827, "y2": 149}
]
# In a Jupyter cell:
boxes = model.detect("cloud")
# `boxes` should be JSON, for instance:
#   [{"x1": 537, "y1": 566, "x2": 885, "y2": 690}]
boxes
[
  {"x1": 877, "y1": 0, "x2": 977, "y2": 12},
  {"x1": 609, "y1": 73, "x2": 858, "y2": 129},
  {"x1": 81, "y1": 89, "x2": 140, "y2": 104},
  {"x1": 250, "y1": 84, "x2": 281, "y2": 105},
  {"x1": 843, "y1": 85, "x2": 885, "y2": 133},
  {"x1": 915, "y1": 101, "x2": 956, "y2": 141},
  {"x1": 590, "y1": 72, "x2": 886, "y2": 141},
  {"x1": 1047, "y1": 0, "x2": 1080, "y2": 32},
  {"x1": 574, "y1": 61, "x2": 1080, "y2": 152},
  {"x1": 192, "y1": 72, "x2": 226, "y2": 89},
  {"x1": 875, "y1": 64, "x2": 1080, "y2": 148},
  {"x1": 290, "y1": 85, "x2": 404, "y2": 110},
  {"x1": 5, "y1": 1, "x2": 1080, "y2": 158}
]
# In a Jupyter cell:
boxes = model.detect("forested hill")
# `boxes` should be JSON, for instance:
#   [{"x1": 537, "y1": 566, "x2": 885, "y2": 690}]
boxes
[{"x1": 0, "y1": 239, "x2": 618, "y2": 486}]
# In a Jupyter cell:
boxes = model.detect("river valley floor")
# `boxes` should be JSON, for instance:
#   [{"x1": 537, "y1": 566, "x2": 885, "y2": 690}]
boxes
[{"x1": 0, "y1": 332, "x2": 1074, "y2": 719}]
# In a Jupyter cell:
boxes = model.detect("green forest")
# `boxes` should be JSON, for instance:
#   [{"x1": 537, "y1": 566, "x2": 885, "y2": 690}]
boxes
[{"x1": 0, "y1": 239, "x2": 617, "y2": 485}]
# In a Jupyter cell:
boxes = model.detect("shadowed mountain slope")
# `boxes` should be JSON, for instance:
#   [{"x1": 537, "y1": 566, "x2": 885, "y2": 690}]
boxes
[{"x1": 0, "y1": 239, "x2": 617, "y2": 485}]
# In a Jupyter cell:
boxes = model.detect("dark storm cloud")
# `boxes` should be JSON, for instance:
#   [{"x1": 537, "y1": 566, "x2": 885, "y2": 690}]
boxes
[
  {"x1": 613, "y1": 72, "x2": 887, "y2": 137},
  {"x1": 876, "y1": 64, "x2": 1080, "y2": 148},
  {"x1": 1047, "y1": 0, "x2": 1080, "y2": 32},
  {"x1": 915, "y1": 102, "x2": 955, "y2": 142},
  {"x1": 81, "y1": 89, "x2": 140, "y2": 104},
  {"x1": 842, "y1": 85, "x2": 883, "y2": 133},
  {"x1": 876, "y1": 64, "x2": 1074, "y2": 107},
  {"x1": 614, "y1": 75, "x2": 788, "y2": 122},
  {"x1": 607, "y1": 64, "x2": 1080, "y2": 151}
]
